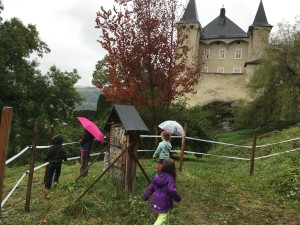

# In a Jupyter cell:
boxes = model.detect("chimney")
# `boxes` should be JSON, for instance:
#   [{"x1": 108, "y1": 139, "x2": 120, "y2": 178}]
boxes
[{"x1": 219, "y1": 7, "x2": 225, "y2": 25}]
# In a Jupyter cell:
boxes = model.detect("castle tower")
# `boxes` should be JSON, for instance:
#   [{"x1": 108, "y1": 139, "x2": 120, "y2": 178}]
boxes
[
  {"x1": 247, "y1": 0, "x2": 272, "y2": 63},
  {"x1": 176, "y1": 0, "x2": 202, "y2": 65}
]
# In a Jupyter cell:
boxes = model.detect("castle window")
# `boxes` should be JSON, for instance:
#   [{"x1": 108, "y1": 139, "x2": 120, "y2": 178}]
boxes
[
  {"x1": 235, "y1": 48, "x2": 242, "y2": 59},
  {"x1": 237, "y1": 41, "x2": 240, "y2": 44},
  {"x1": 219, "y1": 49, "x2": 225, "y2": 59},
  {"x1": 233, "y1": 68, "x2": 241, "y2": 74},
  {"x1": 216, "y1": 42, "x2": 220, "y2": 45},
  {"x1": 203, "y1": 49, "x2": 210, "y2": 59},
  {"x1": 217, "y1": 67, "x2": 224, "y2": 73},
  {"x1": 202, "y1": 67, "x2": 208, "y2": 73}
]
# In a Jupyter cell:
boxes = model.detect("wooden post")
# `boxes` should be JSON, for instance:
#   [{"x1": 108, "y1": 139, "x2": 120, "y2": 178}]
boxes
[
  {"x1": 125, "y1": 135, "x2": 138, "y2": 194},
  {"x1": 0, "y1": 107, "x2": 13, "y2": 215},
  {"x1": 25, "y1": 121, "x2": 39, "y2": 212},
  {"x1": 75, "y1": 146, "x2": 129, "y2": 202},
  {"x1": 178, "y1": 123, "x2": 188, "y2": 172},
  {"x1": 250, "y1": 134, "x2": 257, "y2": 176}
]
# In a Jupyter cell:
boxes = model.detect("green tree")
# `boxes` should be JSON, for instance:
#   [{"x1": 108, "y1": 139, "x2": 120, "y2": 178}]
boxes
[
  {"x1": 0, "y1": 15, "x2": 82, "y2": 154},
  {"x1": 236, "y1": 18, "x2": 300, "y2": 127},
  {"x1": 92, "y1": 56, "x2": 113, "y2": 129}
]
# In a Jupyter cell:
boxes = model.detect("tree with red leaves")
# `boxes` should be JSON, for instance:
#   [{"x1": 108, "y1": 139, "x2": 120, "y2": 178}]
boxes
[{"x1": 94, "y1": 0, "x2": 201, "y2": 130}]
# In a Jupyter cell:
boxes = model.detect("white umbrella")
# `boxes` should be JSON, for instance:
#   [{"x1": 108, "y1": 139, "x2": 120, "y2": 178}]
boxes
[{"x1": 158, "y1": 120, "x2": 184, "y2": 136}]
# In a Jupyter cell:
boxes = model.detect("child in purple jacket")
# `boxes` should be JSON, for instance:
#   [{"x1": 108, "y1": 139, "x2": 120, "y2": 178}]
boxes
[{"x1": 143, "y1": 158, "x2": 181, "y2": 225}]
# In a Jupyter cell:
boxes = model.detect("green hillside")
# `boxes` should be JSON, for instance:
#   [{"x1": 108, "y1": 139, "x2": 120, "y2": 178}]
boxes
[
  {"x1": 75, "y1": 87, "x2": 100, "y2": 111},
  {"x1": 2, "y1": 124, "x2": 300, "y2": 224}
]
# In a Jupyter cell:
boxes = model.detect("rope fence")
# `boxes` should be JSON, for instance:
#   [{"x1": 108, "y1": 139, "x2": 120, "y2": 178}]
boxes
[{"x1": 2, "y1": 133, "x2": 300, "y2": 208}]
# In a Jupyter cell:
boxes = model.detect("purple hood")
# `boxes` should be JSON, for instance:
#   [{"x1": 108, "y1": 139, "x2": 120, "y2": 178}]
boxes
[{"x1": 143, "y1": 172, "x2": 181, "y2": 213}]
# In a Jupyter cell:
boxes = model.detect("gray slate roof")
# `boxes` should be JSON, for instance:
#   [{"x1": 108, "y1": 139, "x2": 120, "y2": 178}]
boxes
[
  {"x1": 250, "y1": 0, "x2": 272, "y2": 28},
  {"x1": 104, "y1": 104, "x2": 149, "y2": 135},
  {"x1": 178, "y1": 0, "x2": 199, "y2": 24},
  {"x1": 201, "y1": 12, "x2": 248, "y2": 40}
]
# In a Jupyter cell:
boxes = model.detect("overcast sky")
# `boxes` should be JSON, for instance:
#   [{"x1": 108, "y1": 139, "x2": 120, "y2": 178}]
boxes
[{"x1": 2, "y1": 0, "x2": 299, "y2": 87}]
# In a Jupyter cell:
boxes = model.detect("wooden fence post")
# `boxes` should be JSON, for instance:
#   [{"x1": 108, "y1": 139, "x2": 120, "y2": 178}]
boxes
[
  {"x1": 25, "y1": 121, "x2": 39, "y2": 212},
  {"x1": 178, "y1": 123, "x2": 188, "y2": 172},
  {"x1": 0, "y1": 107, "x2": 13, "y2": 215},
  {"x1": 250, "y1": 134, "x2": 257, "y2": 176}
]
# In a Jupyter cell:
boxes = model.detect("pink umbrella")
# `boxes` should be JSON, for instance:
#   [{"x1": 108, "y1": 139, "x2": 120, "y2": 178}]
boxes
[{"x1": 77, "y1": 117, "x2": 104, "y2": 143}]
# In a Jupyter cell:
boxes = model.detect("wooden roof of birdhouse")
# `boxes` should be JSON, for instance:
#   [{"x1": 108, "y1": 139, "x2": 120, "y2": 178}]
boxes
[{"x1": 104, "y1": 104, "x2": 149, "y2": 135}]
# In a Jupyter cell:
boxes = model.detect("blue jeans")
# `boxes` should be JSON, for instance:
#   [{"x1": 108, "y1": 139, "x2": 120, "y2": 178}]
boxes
[{"x1": 45, "y1": 162, "x2": 62, "y2": 190}]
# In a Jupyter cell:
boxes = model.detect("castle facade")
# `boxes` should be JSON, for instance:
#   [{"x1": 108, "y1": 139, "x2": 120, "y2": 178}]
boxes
[{"x1": 177, "y1": 0, "x2": 272, "y2": 106}]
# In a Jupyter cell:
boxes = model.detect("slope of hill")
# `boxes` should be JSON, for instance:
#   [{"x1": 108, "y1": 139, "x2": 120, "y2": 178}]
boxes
[
  {"x1": 2, "y1": 124, "x2": 300, "y2": 224},
  {"x1": 75, "y1": 87, "x2": 100, "y2": 111}
]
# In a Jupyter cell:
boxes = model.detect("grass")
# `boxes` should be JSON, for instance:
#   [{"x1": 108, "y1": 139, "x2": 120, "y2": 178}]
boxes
[{"x1": 2, "y1": 126, "x2": 300, "y2": 224}]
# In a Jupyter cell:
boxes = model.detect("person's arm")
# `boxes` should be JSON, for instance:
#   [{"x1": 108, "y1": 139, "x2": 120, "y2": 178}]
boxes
[
  {"x1": 153, "y1": 142, "x2": 162, "y2": 158},
  {"x1": 142, "y1": 182, "x2": 155, "y2": 201},
  {"x1": 167, "y1": 177, "x2": 181, "y2": 202},
  {"x1": 62, "y1": 148, "x2": 67, "y2": 161},
  {"x1": 45, "y1": 147, "x2": 53, "y2": 161}
]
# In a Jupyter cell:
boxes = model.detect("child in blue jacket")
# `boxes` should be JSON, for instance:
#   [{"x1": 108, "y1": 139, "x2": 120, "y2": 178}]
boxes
[{"x1": 153, "y1": 131, "x2": 172, "y2": 171}]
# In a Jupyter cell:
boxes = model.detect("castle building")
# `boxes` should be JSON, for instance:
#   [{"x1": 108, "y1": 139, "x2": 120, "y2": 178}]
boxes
[{"x1": 177, "y1": 0, "x2": 272, "y2": 106}]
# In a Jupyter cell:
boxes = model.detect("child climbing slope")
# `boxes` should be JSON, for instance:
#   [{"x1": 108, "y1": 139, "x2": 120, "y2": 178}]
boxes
[{"x1": 143, "y1": 158, "x2": 181, "y2": 225}]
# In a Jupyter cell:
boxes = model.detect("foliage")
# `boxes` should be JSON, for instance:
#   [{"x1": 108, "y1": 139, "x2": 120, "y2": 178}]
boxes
[
  {"x1": 170, "y1": 100, "x2": 213, "y2": 155},
  {"x1": 236, "y1": 18, "x2": 300, "y2": 127},
  {"x1": 92, "y1": 56, "x2": 109, "y2": 88},
  {"x1": 94, "y1": 0, "x2": 201, "y2": 131},
  {"x1": 0, "y1": 16, "x2": 82, "y2": 155},
  {"x1": 270, "y1": 167, "x2": 300, "y2": 200},
  {"x1": 95, "y1": 94, "x2": 113, "y2": 128}
]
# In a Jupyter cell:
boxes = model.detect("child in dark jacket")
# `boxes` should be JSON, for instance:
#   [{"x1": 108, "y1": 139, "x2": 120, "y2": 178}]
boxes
[
  {"x1": 143, "y1": 158, "x2": 181, "y2": 225},
  {"x1": 44, "y1": 135, "x2": 67, "y2": 198}
]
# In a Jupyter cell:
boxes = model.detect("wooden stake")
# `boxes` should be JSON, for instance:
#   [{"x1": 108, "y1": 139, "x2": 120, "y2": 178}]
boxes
[
  {"x1": 25, "y1": 121, "x2": 39, "y2": 212},
  {"x1": 0, "y1": 107, "x2": 13, "y2": 215},
  {"x1": 75, "y1": 145, "x2": 129, "y2": 202},
  {"x1": 178, "y1": 123, "x2": 188, "y2": 172},
  {"x1": 250, "y1": 134, "x2": 257, "y2": 176}
]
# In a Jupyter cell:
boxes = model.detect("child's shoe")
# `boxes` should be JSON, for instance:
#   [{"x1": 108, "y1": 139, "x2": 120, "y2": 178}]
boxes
[{"x1": 54, "y1": 182, "x2": 58, "y2": 188}]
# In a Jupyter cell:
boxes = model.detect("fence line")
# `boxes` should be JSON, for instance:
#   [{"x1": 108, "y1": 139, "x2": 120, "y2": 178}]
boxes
[
  {"x1": 3, "y1": 133, "x2": 300, "y2": 207},
  {"x1": 6, "y1": 146, "x2": 30, "y2": 165},
  {"x1": 256, "y1": 137, "x2": 300, "y2": 148},
  {"x1": 255, "y1": 147, "x2": 300, "y2": 159},
  {"x1": 6, "y1": 142, "x2": 79, "y2": 165},
  {"x1": 1, "y1": 152, "x2": 101, "y2": 208},
  {"x1": 185, "y1": 137, "x2": 252, "y2": 149},
  {"x1": 141, "y1": 134, "x2": 252, "y2": 148}
]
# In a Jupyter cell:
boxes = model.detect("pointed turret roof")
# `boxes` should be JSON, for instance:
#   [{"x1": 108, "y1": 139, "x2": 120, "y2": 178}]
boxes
[
  {"x1": 178, "y1": 0, "x2": 199, "y2": 24},
  {"x1": 250, "y1": 0, "x2": 272, "y2": 28},
  {"x1": 201, "y1": 7, "x2": 247, "y2": 40}
]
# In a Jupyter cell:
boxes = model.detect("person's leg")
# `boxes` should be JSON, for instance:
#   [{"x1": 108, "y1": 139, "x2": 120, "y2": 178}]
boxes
[
  {"x1": 80, "y1": 151, "x2": 89, "y2": 177},
  {"x1": 53, "y1": 163, "x2": 62, "y2": 186},
  {"x1": 45, "y1": 163, "x2": 55, "y2": 190},
  {"x1": 154, "y1": 212, "x2": 169, "y2": 225}
]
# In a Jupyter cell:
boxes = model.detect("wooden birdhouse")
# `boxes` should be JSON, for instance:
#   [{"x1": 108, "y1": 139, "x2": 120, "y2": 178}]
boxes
[{"x1": 104, "y1": 104, "x2": 149, "y2": 193}]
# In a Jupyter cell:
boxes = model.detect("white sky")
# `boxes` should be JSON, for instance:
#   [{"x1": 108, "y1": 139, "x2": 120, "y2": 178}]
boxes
[{"x1": 2, "y1": 0, "x2": 299, "y2": 87}]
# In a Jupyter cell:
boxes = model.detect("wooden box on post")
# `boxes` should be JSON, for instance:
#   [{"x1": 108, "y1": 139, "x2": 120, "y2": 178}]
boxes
[{"x1": 104, "y1": 105, "x2": 149, "y2": 194}]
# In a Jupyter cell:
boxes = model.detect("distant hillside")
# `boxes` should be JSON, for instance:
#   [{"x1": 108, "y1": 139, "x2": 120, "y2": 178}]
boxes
[{"x1": 75, "y1": 86, "x2": 100, "y2": 111}]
